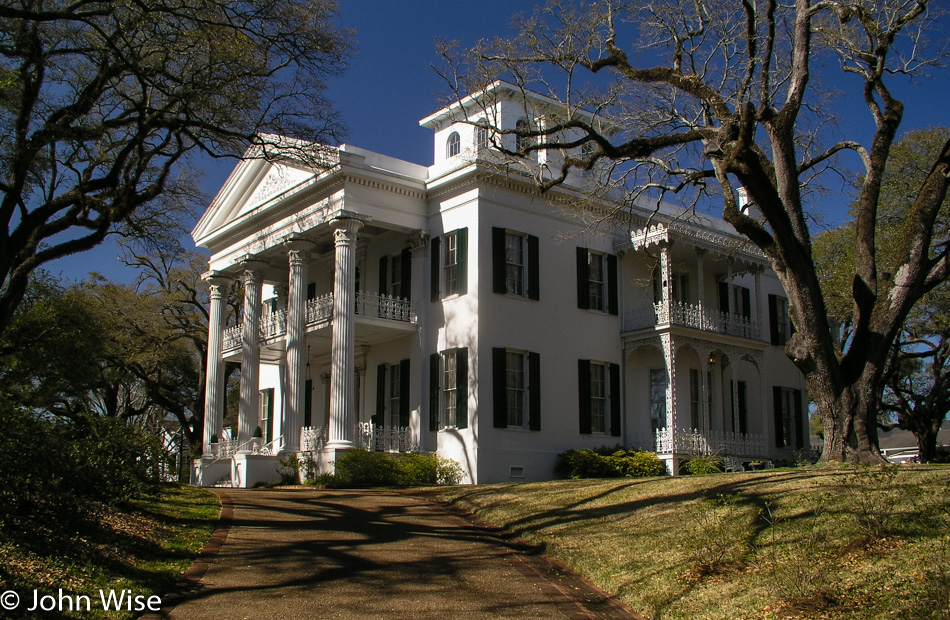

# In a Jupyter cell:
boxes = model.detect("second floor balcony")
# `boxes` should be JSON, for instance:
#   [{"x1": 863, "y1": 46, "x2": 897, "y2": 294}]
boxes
[
  {"x1": 623, "y1": 299, "x2": 760, "y2": 340},
  {"x1": 222, "y1": 291, "x2": 416, "y2": 352}
]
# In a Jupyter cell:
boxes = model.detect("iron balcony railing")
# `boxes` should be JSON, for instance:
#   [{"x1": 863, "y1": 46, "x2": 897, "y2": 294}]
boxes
[
  {"x1": 223, "y1": 292, "x2": 415, "y2": 351},
  {"x1": 623, "y1": 300, "x2": 759, "y2": 340}
]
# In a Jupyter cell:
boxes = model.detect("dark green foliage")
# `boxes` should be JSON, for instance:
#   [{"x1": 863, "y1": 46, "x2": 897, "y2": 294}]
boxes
[
  {"x1": 327, "y1": 450, "x2": 463, "y2": 488},
  {"x1": 555, "y1": 448, "x2": 665, "y2": 479},
  {"x1": 0, "y1": 400, "x2": 164, "y2": 525}
]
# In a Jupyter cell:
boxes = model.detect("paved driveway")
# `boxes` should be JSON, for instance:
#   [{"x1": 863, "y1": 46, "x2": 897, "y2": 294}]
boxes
[{"x1": 161, "y1": 488, "x2": 639, "y2": 619}]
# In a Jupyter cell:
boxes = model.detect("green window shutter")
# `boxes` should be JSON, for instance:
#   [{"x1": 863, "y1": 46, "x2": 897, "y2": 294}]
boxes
[
  {"x1": 456, "y1": 228, "x2": 468, "y2": 295},
  {"x1": 528, "y1": 352, "x2": 541, "y2": 431},
  {"x1": 768, "y1": 294, "x2": 781, "y2": 345},
  {"x1": 400, "y1": 248, "x2": 412, "y2": 301},
  {"x1": 578, "y1": 359, "x2": 592, "y2": 434},
  {"x1": 374, "y1": 364, "x2": 386, "y2": 426},
  {"x1": 741, "y1": 287, "x2": 751, "y2": 319},
  {"x1": 492, "y1": 227, "x2": 506, "y2": 294},
  {"x1": 429, "y1": 353, "x2": 440, "y2": 431},
  {"x1": 378, "y1": 255, "x2": 389, "y2": 296},
  {"x1": 527, "y1": 235, "x2": 540, "y2": 300},
  {"x1": 607, "y1": 254, "x2": 619, "y2": 315},
  {"x1": 576, "y1": 247, "x2": 590, "y2": 309},
  {"x1": 307, "y1": 282, "x2": 316, "y2": 301},
  {"x1": 399, "y1": 358, "x2": 411, "y2": 428},
  {"x1": 492, "y1": 347, "x2": 507, "y2": 428},
  {"x1": 455, "y1": 347, "x2": 468, "y2": 429},
  {"x1": 609, "y1": 362, "x2": 621, "y2": 436},
  {"x1": 794, "y1": 389, "x2": 805, "y2": 450},
  {"x1": 773, "y1": 386, "x2": 784, "y2": 447},
  {"x1": 719, "y1": 282, "x2": 730, "y2": 314},
  {"x1": 430, "y1": 236, "x2": 441, "y2": 302}
]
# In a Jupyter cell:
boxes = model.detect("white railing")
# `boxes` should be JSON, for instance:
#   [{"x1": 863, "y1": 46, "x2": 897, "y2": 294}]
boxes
[
  {"x1": 223, "y1": 325, "x2": 242, "y2": 351},
  {"x1": 306, "y1": 293, "x2": 334, "y2": 324},
  {"x1": 654, "y1": 427, "x2": 765, "y2": 457},
  {"x1": 357, "y1": 423, "x2": 418, "y2": 453},
  {"x1": 624, "y1": 300, "x2": 759, "y2": 340},
  {"x1": 355, "y1": 293, "x2": 415, "y2": 323},
  {"x1": 223, "y1": 292, "x2": 414, "y2": 352},
  {"x1": 300, "y1": 426, "x2": 327, "y2": 452},
  {"x1": 260, "y1": 310, "x2": 287, "y2": 340},
  {"x1": 259, "y1": 435, "x2": 284, "y2": 455}
]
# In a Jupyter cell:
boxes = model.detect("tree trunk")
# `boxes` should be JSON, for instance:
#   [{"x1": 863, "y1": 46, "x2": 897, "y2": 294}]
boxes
[
  {"x1": 810, "y1": 368, "x2": 888, "y2": 465},
  {"x1": 916, "y1": 426, "x2": 938, "y2": 463}
]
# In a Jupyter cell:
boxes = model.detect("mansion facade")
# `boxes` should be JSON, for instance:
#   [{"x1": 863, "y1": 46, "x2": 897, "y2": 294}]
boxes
[{"x1": 191, "y1": 82, "x2": 808, "y2": 487}]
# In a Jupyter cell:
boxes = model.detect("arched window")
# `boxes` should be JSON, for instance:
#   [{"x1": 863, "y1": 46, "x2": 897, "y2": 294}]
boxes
[
  {"x1": 476, "y1": 119, "x2": 490, "y2": 150},
  {"x1": 446, "y1": 131, "x2": 461, "y2": 158}
]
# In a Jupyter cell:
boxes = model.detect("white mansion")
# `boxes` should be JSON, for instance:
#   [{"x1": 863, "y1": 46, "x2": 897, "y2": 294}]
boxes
[{"x1": 191, "y1": 82, "x2": 808, "y2": 487}]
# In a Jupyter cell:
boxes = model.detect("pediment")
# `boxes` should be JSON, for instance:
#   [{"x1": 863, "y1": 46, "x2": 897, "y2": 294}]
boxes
[{"x1": 193, "y1": 158, "x2": 316, "y2": 245}]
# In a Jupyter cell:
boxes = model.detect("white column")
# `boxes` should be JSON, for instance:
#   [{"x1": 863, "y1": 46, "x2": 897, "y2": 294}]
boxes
[
  {"x1": 661, "y1": 333, "x2": 676, "y2": 430},
  {"x1": 327, "y1": 218, "x2": 364, "y2": 449},
  {"x1": 408, "y1": 232, "x2": 429, "y2": 450},
  {"x1": 282, "y1": 240, "x2": 311, "y2": 453},
  {"x1": 202, "y1": 274, "x2": 229, "y2": 457},
  {"x1": 695, "y1": 249, "x2": 706, "y2": 329},
  {"x1": 238, "y1": 261, "x2": 267, "y2": 450},
  {"x1": 660, "y1": 243, "x2": 672, "y2": 322}
]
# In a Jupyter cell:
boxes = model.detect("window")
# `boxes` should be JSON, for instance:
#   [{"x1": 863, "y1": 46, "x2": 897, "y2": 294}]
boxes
[
  {"x1": 493, "y1": 348, "x2": 541, "y2": 430},
  {"x1": 718, "y1": 282, "x2": 751, "y2": 318},
  {"x1": 446, "y1": 131, "x2": 461, "y2": 158},
  {"x1": 492, "y1": 228, "x2": 539, "y2": 299},
  {"x1": 476, "y1": 119, "x2": 491, "y2": 150},
  {"x1": 652, "y1": 268, "x2": 690, "y2": 304},
  {"x1": 769, "y1": 294, "x2": 794, "y2": 345},
  {"x1": 430, "y1": 229, "x2": 468, "y2": 300},
  {"x1": 590, "y1": 363, "x2": 607, "y2": 433},
  {"x1": 589, "y1": 253, "x2": 605, "y2": 311},
  {"x1": 773, "y1": 387, "x2": 804, "y2": 449},
  {"x1": 730, "y1": 380, "x2": 748, "y2": 435},
  {"x1": 379, "y1": 248, "x2": 412, "y2": 301},
  {"x1": 650, "y1": 368, "x2": 667, "y2": 433},
  {"x1": 374, "y1": 360, "x2": 410, "y2": 429},
  {"x1": 259, "y1": 388, "x2": 274, "y2": 443},
  {"x1": 578, "y1": 360, "x2": 620, "y2": 436},
  {"x1": 576, "y1": 247, "x2": 618, "y2": 314},
  {"x1": 429, "y1": 348, "x2": 468, "y2": 430}
]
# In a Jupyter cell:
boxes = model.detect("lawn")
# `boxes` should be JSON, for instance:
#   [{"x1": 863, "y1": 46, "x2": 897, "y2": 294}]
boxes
[
  {"x1": 426, "y1": 465, "x2": 950, "y2": 620},
  {"x1": 0, "y1": 484, "x2": 219, "y2": 619}
]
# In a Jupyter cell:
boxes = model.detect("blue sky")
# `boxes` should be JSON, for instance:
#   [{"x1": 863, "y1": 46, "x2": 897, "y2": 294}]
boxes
[{"x1": 47, "y1": 1, "x2": 950, "y2": 283}]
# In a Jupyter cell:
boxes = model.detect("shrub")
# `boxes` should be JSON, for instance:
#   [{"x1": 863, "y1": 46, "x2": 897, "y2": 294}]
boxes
[
  {"x1": 613, "y1": 450, "x2": 666, "y2": 477},
  {"x1": 555, "y1": 448, "x2": 665, "y2": 479},
  {"x1": 682, "y1": 453, "x2": 724, "y2": 476},
  {"x1": 330, "y1": 450, "x2": 463, "y2": 487}
]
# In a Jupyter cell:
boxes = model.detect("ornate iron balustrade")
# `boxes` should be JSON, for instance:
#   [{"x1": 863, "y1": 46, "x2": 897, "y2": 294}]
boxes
[
  {"x1": 300, "y1": 426, "x2": 327, "y2": 452},
  {"x1": 223, "y1": 325, "x2": 242, "y2": 351},
  {"x1": 261, "y1": 310, "x2": 287, "y2": 339},
  {"x1": 306, "y1": 293, "x2": 334, "y2": 324},
  {"x1": 654, "y1": 427, "x2": 765, "y2": 457},
  {"x1": 357, "y1": 423, "x2": 418, "y2": 453},
  {"x1": 355, "y1": 293, "x2": 415, "y2": 322},
  {"x1": 222, "y1": 292, "x2": 415, "y2": 353},
  {"x1": 623, "y1": 300, "x2": 759, "y2": 340}
]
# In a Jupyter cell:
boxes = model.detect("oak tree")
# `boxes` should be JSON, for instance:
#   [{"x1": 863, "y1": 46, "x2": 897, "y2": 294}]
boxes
[
  {"x1": 0, "y1": 0, "x2": 351, "y2": 337},
  {"x1": 442, "y1": 0, "x2": 950, "y2": 463}
]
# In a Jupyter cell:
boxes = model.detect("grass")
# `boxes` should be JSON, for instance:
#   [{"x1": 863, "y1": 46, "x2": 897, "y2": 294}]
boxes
[
  {"x1": 423, "y1": 465, "x2": 950, "y2": 620},
  {"x1": 0, "y1": 484, "x2": 219, "y2": 619}
]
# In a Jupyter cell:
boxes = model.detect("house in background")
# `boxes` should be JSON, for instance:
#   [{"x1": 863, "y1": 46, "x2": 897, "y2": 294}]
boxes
[{"x1": 190, "y1": 82, "x2": 808, "y2": 487}]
